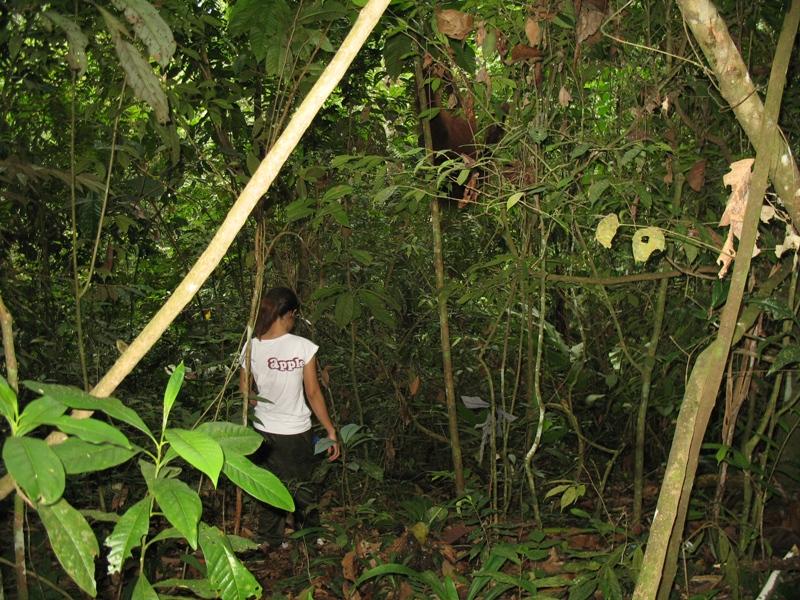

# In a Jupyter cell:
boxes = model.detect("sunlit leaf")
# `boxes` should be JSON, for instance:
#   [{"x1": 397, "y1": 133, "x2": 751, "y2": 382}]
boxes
[
  {"x1": 43, "y1": 11, "x2": 89, "y2": 75},
  {"x1": 0, "y1": 374, "x2": 18, "y2": 424},
  {"x1": 105, "y1": 498, "x2": 151, "y2": 574},
  {"x1": 632, "y1": 227, "x2": 665, "y2": 263},
  {"x1": 16, "y1": 396, "x2": 67, "y2": 437},
  {"x1": 3, "y1": 437, "x2": 65, "y2": 504},
  {"x1": 46, "y1": 416, "x2": 132, "y2": 449},
  {"x1": 152, "y1": 477, "x2": 201, "y2": 549},
  {"x1": 221, "y1": 453, "x2": 294, "y2": 511},
  {"x1": 162, "y1": 363, "x2": 185, "y2": 432},
  {"x1": 38, "y1": 498, "x2": 99, "y2": 596},
  {"x1": 196, "y1": 422, "x2": 262, "y2": 456},
  {"x1": 132, "y1": 574, "x2": 159, "y2": 600},
  {"x1": 165, "y1": 428, "x2": 223, "y2": 487},
  {"x1": 111, "y1": 0, "x2": 176, "y2": 67},
  {"x1": 199, "y1": 524, "x2": 262, "y2": 600},
  {"x1": 506, "y1": 192, "x2": 523, "y2": 210},
  {"x1": 53, "y1": 438, "x2": 138, "y2": 474},
  {"x1": 595, "y1": 214, "x2": 619, "y2": 249}
]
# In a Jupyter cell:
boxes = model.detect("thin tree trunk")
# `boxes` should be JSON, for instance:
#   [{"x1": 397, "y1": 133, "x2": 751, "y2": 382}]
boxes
[
  {"x1": 414, "y1": 57, "x2": 465, "y2": 496},
  {"x1": 633, "y1": 275, "x2": 669, "y2": 527},
  {"x1": 0, "y1": 294, "x2": 27, "y2": 600},
  {"x1": 676, "y1": 0, "x2": 800, "y2": 231},
  {"x1": 0, "y1": 0, "x2": 391, "y2": 502},
  {"x1": 633, "y1": 3, "x2": 799, "y2": 595}
]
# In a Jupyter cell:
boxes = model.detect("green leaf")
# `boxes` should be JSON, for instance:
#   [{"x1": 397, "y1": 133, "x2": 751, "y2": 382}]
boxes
[
  {"x1": 53, "y1": 438, "x2": 138, "y2": 474},
  {"x1": 374, "y1": 185, "x2": 397, "y2": 203},
  {"x1": 150, "y1": 527, "x2": 183, "y2": 544},
  {"x1": 22, "y1": 381, "x2": 153, "y2": 440},
  {"x1": 334, "y1": 292, "x2": 356, "y2": 329},
  {"x1": 43, "y1": 11, "x2": 89, "y2": 75},
  {"x1": 0, "y1": 374, "x2": 18, "y2": 424},
  {"x1": 339, "y1": 423, "x2": 362, "y2": 445},
  {"x1": 196, "y1": 422, "x2": 262, "y2": 456},
  {"x1": 350, "y1": 249, "x2": 373, "y2": 265},
  {"x1": 38, "y1": 498, "x2": 99, "y2": 596},
  {"x1": 162, "y1": 363, "x2": 185, "y2": 432},
  {"x1": 3, "y1": 437, "x2": 65, "y2": 504},
  {"x1": 199, "y1": 524, "x2": 262, "y2": 600},
  {"x1": 110, "y1": 0, "x2": 176, "y2": 67},
  {"x1": 132, "y1": 574, "x2": 160, "y2": 600},
  {"x1": 46, "y1": 416, "x2": 132, "y2": 448},
  {"x1": 105, "y1": 498, "x2": 151, "y2": 575},
  {"x1": 568, "y1": 574, "x2": 597, "y2": 600},
  {"x1": 165, "y1": 428, "x2": 223, "y2": 487},
  {"x1": 152, "y1": 477, "x2": 201, "y2": 549},
  {"x1": 16, "y1": 396, "x2": 67, "y2": 437},
  {"x1": 587, "y1": 179, "x2": 611, "y2": 203},
  {"x1": 221, "y1": 453, "x2": 294, "y2": 511},
  {"x1": 154, "y1": 578, "x2": 216, "y2": 599},
  {"x1": 768, "y1": 345, "x2": 800, "y2": 376},
  {"x1": 595, "y1": 214, "x2": 620, "y2": 249},
  {"x1": 506, "y1": 192, "x2": 523, "y2": 210}
]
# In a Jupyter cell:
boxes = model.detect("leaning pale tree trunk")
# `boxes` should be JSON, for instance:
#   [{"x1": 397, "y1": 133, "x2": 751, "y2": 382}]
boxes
[
  {"x1": 676, "y1": 0, "x2": 800, "y2": 231},
  {"x1": 0, "y1": 0, "x2": 391, "y2": 501},
  {"x1": 633, "y1": 2, "x2": 800, "y2": 597}
]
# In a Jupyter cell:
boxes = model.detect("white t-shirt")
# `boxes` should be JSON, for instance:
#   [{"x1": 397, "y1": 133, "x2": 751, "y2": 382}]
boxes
[{"x1": 240, "y1": 333, "x2": 319, "y2": 435}]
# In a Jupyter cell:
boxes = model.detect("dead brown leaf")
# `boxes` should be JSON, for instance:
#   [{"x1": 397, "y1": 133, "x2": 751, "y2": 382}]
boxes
[
  {"x1": 398, "y1": 582, "x2": 414, "y2": 600},
  {"x1": 409, "y1": 375, "x2": 420, "y2": 396},
  {"x1": 558, "y1": 86, "x2": 572, "y2": 107},
  {"x1": 717, "y1": 158, "x2": 758, "y2": 278},
  {"x1": 576, "y1": 7, "x2": 605, "y2": 45},
  {"x1": 342, "y1": 550, "x2": 358, "y2": 582},
  {"x1": 320, "y1": 365, "x2": 331, "y2": 387},
  {"x1": 687, "y1": 159, "x2": 706, "y2": 192},
  {"x1": 525, "y1": 17, "x2": 543, "y2": 47},
  {"x1": 436, "y1": 9, "x2": 474, "y2": 41},
  {"x1": 441, "y1": 523, "x2": 472, "y2": 544},
  {"x1": 538, "y1": 546, "x2": 564, "y2": 575}
]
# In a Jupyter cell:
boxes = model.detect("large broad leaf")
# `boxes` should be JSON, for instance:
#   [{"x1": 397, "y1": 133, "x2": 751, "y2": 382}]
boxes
[
  {"x1": 16, "y1": 396, "x2": 67, "y2": 437},
  {"x1": 53, "y1": 438, "x2": 138, "y2": 474},
  {"x1": 161, "y1": 363, "x2": 185, "y2": 432},
  {"x1": 151, "y1": 477, "x2": 201, "y2": 549},
  {"x1": 38, "y1": 498, "x2": 99, "y2": 596},
  {"x1": 197, "y1": 422, "x2": 262, "y2": 456},
  {"x1": 768, "y1": 344, "x2": 800, "y2": 376},
  {"x1": 23, "y1": 381, "x2": 153, "y2": 440},
  {"x1": 45, "y1": 416, "x2": 132, "y2": 448},
  {"x1": 164, "y1": 428, "x2": 223, "y2": 487},
  {"x1": 2, "y1": 437, "x2": 65, "y2": 504},
  {"x1": 132, "y1": 574, "x2": 160, "y2": 600},
  {"x1": 106, "y1": 497, "x2": 151, "y2": 574},
  {"x1": 221, "y1": 453, "x2": 293, "y2": 511},
  {"x1": 334, "y1": 292, "x2": 356, "y2": 329},
  {"x1": 112, "y1": 36, "x2": 169, "y2": 124},
  {"x1": 110, "y1": 0, "x2": 176, "y2": 67},
  {"x1": 43, "y1": 11, "x2": 89, "y2": 75},
  {"x1": 199, "y1": 524, "x2": 262, "y2": 600},
  {"x1": 0, "y1": 374, "x2": 18, "y2": 425}
]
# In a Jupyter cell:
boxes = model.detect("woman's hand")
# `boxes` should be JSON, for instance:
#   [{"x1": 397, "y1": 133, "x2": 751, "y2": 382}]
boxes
[{"x1": 326, "y1": 431, "x2": 341, "y2": 462}]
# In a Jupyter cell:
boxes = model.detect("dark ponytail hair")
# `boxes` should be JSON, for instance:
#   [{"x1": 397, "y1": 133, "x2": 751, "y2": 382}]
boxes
[{"x1": 254, "y1": 287, "x2": 300, "y2": 337}]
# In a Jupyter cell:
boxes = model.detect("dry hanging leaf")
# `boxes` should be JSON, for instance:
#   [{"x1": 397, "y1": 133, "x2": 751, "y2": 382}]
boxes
[
  {"x1": 320, "y1": 365, "x2": 331, "y2": 387},
  {"x1": 717, "y1": 158, "x2": 758, "y2": 278},
  {"x1": 687, "y1": 159, "x2": 706, "y2": 192},
  {"x1": 409, "y1": 375, "x2": 420, "y2": 396},
  {"x1": 558, "y1": 86, "x2": 572, "y2": 107},
  {"x1": 476, "y1": 20, "x2": 486, "y2": 46},
  {"x1": 436, "y1": 9, "x2": 474, "y2": 40},
  {"x1": 760, "y1": 205, "x2": 776, "y2": 223},
  {"x1": 525, "y1": 17, "x2": 543, "y2": 47},
  {"x1": 576, "y1": 7, "x2": 605, "y2": 45},
  {"x1": 476, "y1": 67, "x2": 491, "y2": 90},
  {"x1": 595, "y1": 214, "x2": 620, "y2": 249},
  {"x1": 663, "y1": 157, "x2": 673, "y2": 185}
]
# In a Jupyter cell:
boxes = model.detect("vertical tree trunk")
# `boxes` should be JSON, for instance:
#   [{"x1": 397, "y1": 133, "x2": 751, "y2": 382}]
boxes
[
  {"x1": 633, "y1": 275, "x2": 668, "y2": 526},
  {"x1": 633, "y1": 3, "x2": 799, "y2": 595},
  {"x1": 414, "y1": 57, "x2": 465, "y2": 496}
]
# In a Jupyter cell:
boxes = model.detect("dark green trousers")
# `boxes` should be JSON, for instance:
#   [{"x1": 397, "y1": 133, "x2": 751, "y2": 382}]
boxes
[{"x1": 256, "y1": 429, "x2": 319, "y2": 545}]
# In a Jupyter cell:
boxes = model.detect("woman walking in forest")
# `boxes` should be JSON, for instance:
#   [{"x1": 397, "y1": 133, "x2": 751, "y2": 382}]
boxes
[{"x1": 239, "y1": 286, "x2": 340, "y2": 547}]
